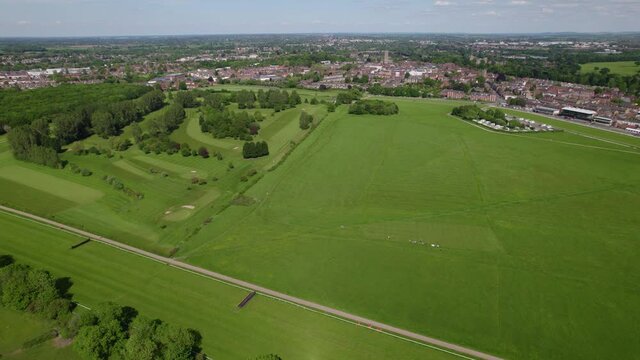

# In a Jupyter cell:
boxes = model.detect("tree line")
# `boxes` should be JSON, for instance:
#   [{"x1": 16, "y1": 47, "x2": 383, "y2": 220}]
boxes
[
  {"x1": 348, "y1": 100, "x2": 399, "y2": 115},
  {"x1": 367, "y1": 80, "x2": 441, "y2": 98},
  {"x1": 242, "y1": 141, "x2": 270, "y2": 159},
  {"x1": 0, "y1": 255, "x2": 205, "y2": 360},
  {"x1": 231, "y1": 89, "x2": 301, "y2": 111}
]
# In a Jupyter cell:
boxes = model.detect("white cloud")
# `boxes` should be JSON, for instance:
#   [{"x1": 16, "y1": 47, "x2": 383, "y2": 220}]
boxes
[{"x1": 434, "y1": 0, "x2": 454, "y2": 6}]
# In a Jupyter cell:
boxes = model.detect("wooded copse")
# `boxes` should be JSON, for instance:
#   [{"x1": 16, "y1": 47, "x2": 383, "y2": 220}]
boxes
[
  {"x1": 243, "y1": 141, "x2": 270, "y2": 159},
  {"x1": 451, "y1": 104, "x2": 507, "y2": 124},
  {"x1": 199, "y1": 107, "x2": 261, "y2": 141},
  {"x1": 0, "y1": 255, "x2": 205, "y2": 360},
  {"x1": 348, "y1": 100, "x2": 399, "y2": 115}
]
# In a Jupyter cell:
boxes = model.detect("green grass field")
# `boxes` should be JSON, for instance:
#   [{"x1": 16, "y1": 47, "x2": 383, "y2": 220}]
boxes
[
  {"x1": 0, "y1": 308, "x2": 80, "y2": 359},
  {"x1": 178, "y1": 98, "x2": 640, "y2": 360},
  {"x1": 0, "y1": 212, "x2": 456, "y2": 360},
  {"x1": 580, "y1": 61, "x2": 640, "y2": 76},
  {"x1": 3, "y1": 87, "x2": 640, "y2": 359},
  {"x1": 0, "y1": 98, "x2": 327, "y2": 255}
]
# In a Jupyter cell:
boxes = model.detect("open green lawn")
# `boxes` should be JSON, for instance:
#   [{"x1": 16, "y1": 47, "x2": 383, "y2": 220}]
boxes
[
  {"x1": 3, "y1": 87, "x2": 640, "y2": 359},
  {"x1": 580, "y1": 61, "x2": 640, "y2": 76},
  {"x1": 0, "y1": 307, "x2": 80, "y2": 360},
  {"x1": 0, "y1": 212, "x2": 456, "y2": 360},
  {"x1": 178, "y1": 98, "x2": 640, "y2": 360},
  {"x1": 0, "y1": 98, "x2": 327, "y2": 255}
]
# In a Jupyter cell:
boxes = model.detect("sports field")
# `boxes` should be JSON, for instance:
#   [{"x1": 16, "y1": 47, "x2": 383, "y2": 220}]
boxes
[
  {"x1": 178, "y1": 98, "x2": 640, "y2": 359},
  {"x1": 0, "y1": 212, "x2": 456, "y2": 360},
  {"x1": 2, "y1": 89, "x2": 640, "y2": 359},
  {"x1": 580, "y1": 61, "x2": 640, "y2": 76}
]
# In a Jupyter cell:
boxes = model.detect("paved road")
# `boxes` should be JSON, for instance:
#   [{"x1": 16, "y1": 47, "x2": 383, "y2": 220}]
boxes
[{"x1": 0, "y1": 204, "x2": 502, "y2": 360}]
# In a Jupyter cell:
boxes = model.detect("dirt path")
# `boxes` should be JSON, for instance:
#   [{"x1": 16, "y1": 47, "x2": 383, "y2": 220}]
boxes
[{"x1": 0, "y1": 204, "x2": 502, "y2": 360}]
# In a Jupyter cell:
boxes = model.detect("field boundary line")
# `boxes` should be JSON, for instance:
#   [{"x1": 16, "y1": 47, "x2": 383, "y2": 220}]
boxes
[{"x1": 0, "y1": 204, "x2": 502, "y2": 360}]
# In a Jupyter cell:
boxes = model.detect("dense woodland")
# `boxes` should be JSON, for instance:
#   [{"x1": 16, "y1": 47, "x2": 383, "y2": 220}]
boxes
[
  {"x1": 0, "y1": 84, "x2": 152, "y2": 128},
  {"x1": 6, "y1": 87, "x2": 165, "y2": 167}
]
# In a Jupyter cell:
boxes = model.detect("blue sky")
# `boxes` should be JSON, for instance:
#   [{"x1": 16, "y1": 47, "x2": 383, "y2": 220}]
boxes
[{"x1": 0, "y1": 0, "x2": 639, "y2": 37}]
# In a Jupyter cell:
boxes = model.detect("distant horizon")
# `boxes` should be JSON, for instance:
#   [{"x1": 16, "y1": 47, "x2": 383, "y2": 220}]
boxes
[
  {"x1": 1, "y1": 30, "x2": 640, "y2": 40},
  {"x1": 1, "y1": 0, "x2": 639, "y2": 37}
]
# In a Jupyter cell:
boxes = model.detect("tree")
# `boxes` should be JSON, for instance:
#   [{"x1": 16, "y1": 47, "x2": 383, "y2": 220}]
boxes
[
  {"x1": 236, "y1": 90, "x2": 256, "y2": 109},
  {"x1": 92, "y1": 110, "x2": 118, "y2": 138},
  {"x1": 198, "y1": 146, "x2": 209, "y2": 158},
  {"x1": 7, "y1": 125, "x2": 61, "y2": 168},
  {"x1": 0, "y1": 263, "x2": 70, "y2": 320},
  {"x1": 299, "y1": 111, "x2": 313, "y2": 129},
  {"x1": 52, "y1": 113, "x2": 88, "y2": 145},
  {"x1": 336, "y1": 89, "x2": 362, "y2": 105},
  {"x1": 139, "y1": 90, "x2": 165, "y2": 113},
  {"x1": 131, "y1": 123, "x2": 143, "y2": 143},
  {"x1": 243, "y1": 141, "x2": 269, "y2": 159},
  {"x1": 7, "y1": 126, "x2": 38, "y2": 158},
  {"x1": 289, "y1": 90, "x2": 302, "y2": 107},
  {"x1": 156, "y1": 324, "x2": 200, "y2": 360},
  {"x1": 148, "y1": 104, "x2": 185, "y2": 136},
  {"x1": 174, "y1": 92, "x2": 198, "y2": 108},
  {"x1": 507, "y1": 97, "x2": 527, "y2": 107},
  {"x1": 204, "y1": 93, "x2": 225, "y2": 111},
  {"x1": 74, "y1": 303, "x2": 129, "y2": 360},
  {"x1": 124, "y1": 317, "x2": 160, "y2": 360},
  {"x1": 181, "y1": 143, "x2": 192, "y2": 157}
]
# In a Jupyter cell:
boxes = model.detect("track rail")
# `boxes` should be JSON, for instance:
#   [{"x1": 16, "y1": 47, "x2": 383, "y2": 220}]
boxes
[{"x1": 0, "y1": 204, "x2": 502, "y2": 360}]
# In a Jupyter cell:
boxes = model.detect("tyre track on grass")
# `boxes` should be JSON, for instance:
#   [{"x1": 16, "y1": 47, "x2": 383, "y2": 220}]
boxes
[{"x1": 0, "y1": 204, "x2": 502, "y2": 360}]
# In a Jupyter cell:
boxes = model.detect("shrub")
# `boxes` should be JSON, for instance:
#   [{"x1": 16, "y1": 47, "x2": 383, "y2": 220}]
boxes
[{"x1": 198, "y1": 146, "x2": 209, "y2": 158}]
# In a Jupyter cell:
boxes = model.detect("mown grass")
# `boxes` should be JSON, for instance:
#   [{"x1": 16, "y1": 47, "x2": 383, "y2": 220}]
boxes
[
  {"x1": 0, "y1": 97, "x2": 326, "y2": 255},
  {"x1": 4, "y1": 87, "x2": 640, "y2": 359},
  {"x1": 0, "y1": 307, "x2": 80, "y2": 360},
  {"x1": 0, "y1": 212, "x2": 457, "y2": 360},
  {"x1": 180, "y1": 98, "x2": 640, "y2": 360},
  {"x1": 580, "y1": 61, "x2": 640, "y2": 76}
]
